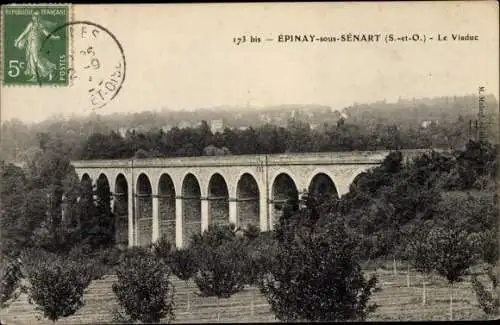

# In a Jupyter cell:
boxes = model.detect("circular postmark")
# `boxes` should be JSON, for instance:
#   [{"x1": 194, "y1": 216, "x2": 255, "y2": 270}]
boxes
[{"x1": 41, "y1": 21, "x2": 126, "y2": 110}]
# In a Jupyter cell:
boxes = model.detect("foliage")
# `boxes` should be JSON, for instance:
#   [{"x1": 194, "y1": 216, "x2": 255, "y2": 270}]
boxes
[
  {"x1": 26, "y1": 135, "x2": 74, "y2": 250},
  {"x1": 15, "y1": 134, "x2": 84, "y2": 255},
  {"x1": 78, "y1": 174, "x2": 116, "y2": 251},
  {"x1": 168, "y1": 248, "x2": 198, "y2": 282},
  {"x1": 471, "y1": 265, "x2": 499, "y2": 319},
  {"x1": 0, "y1": 139, "x2": 84, "y2": 257},
  {"x1": 190, "y1": 224, "x2": 248, "y2": 298},
  {"x1": 23, "y1": 250, "x2": 92, "y2": 323},
  {"x1": 78, "y1": 176, "x2": 97, "y2": 248},
  {"x1": 406, "y1": 223, "x2": 477, "y2": 284},
  {"x1": 242, "y1": 224, "x2": 261, "y2": 241},
  {"x1": 190, "y1": 223, "x2": 237, "y2": 249},
  {"x1": 150, "y1": 235, "x2": 174, "y2": 263},
  {"x1": 432, "y1": 191, "x2": 498, "y2": 266},
  {"x1": 193, "y1": 239, "x2": 248, "y2": 298},
  {"x1": 112, "y1": 247, "x2": 175, "y2": 323},
  {"x1": 244, "y1": 231, "x2": 279, "y2": 286},
  {"x1": 93, "y1": 246, "x2": 125, "y2": 279},
  {"x1": 339, "y1": 141, "x2": 497, "y2": 261},
  {"x1": 262, "y1": 199, "x2": 378, "y2": 322},
  {"x1": 450, "y1": 140, "x2": 497, "y2": 190},
  {"x1": 65, "y1": 244, "x2": 101, "y2": 279},
  {"x1": 0, "y1": 255, "x2": 22, "y2": 308},
  {"x1": 94, "y1": 175, "x2": 116, "y2": 248},
  {"x1": 0, "y1": 162, "x2": 29, "y2": 257},
  {"x1": 111, "y1": 305, "x2": 135, "y2": 324}
]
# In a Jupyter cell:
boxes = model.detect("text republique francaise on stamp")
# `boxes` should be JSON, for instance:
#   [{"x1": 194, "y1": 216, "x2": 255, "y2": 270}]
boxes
[{"x1": 2, "y1": 4, "x2": 69, "y2": 86}]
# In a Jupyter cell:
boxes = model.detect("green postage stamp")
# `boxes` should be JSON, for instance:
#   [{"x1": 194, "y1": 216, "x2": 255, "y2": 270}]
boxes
[{"x1": 2, "y1": 4, "x2": 70, "y2": 86}]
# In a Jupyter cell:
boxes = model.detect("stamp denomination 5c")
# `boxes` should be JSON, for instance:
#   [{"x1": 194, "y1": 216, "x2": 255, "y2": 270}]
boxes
[{"x1": 2, "y1": 4, "x2": 70, "y2": 86}]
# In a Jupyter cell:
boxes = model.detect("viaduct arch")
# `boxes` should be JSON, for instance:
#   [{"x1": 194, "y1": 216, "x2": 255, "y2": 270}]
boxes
[{"x1": 72, "y1": 149, "x2": 430, "y2": 248}]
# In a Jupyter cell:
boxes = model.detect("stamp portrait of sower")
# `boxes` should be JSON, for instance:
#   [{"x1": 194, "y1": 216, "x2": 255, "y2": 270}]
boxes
[{"x1": 14, "y1": 11, "x2": 60, "y2": 82}]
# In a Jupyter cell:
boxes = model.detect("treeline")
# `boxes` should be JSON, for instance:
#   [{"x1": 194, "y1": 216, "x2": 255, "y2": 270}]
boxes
[
  {"x1": 75, "y1": 116, "x2": 475, "y2": 160},
  {"x1": 2, "y1": 93, "x2": 498, "y2": 163}
]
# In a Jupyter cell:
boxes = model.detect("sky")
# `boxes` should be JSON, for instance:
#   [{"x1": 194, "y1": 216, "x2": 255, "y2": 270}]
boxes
[{"x1": 1, "y1": 1, "x2": 499, "y2": 123}]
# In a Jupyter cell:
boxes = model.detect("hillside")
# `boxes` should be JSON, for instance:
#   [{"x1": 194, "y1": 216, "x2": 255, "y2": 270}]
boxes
[{"x1": 1, "y1": 94, "x2": 498, "y2": 163}]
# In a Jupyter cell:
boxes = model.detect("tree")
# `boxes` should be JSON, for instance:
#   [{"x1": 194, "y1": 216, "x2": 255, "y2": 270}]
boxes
[
  {"x1": 94, "y1": 176, "x2": 115, "y2": 248},
  {"x1": 189, "y1": 224, "x2": 249, "y2": 320},
  {"x1": 436, "y1": 191, "x2": 497, "y2": 265},
  {"x1": 262, "y1": 199, "x2": 378, "y2": 321},
  {"x1": 79, "y1": 176, "x2": 98, "y2": 248},
  {"x1": 0, "y1": 162, "x2": 29, "y2": 257},
  {"x1": 404, "y1": 221, "x2": 436, "y2": 305},
  {"x1": 452, "y1": 140, "x2": 497, "y2": 190},
  {"x1": 191, "y1": 224, "x2": 248, "y2": 297},
  {"x1": 407, "y1": 224, "x2": 477, "y2": 320},
  {"x1": 150, "y1": 235, "x2": 174, "y2": 263},
  {"x1": 0, "y1": 255, "x2": 23, "y2": 308},
  {"x1": 285, "y1": 119, "x2": 314, "y2": 152},
  {"x1": 78, "y1": 175, "x2": 115, "y2": 251},
  {"x1": 26, "y1": 134, "x2": 80, "y2": 252},
  {"x1": 243, "y1": 230, "x2": 279, "y2": 286},
  {"x1": 112, "y1": 248, "x2": 175, "y2": 323},
  {"x1": 23, "y1": 251, "x2": 92, "y2": 324}
]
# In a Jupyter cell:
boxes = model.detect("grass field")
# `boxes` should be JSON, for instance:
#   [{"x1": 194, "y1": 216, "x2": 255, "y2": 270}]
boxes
[{"x1": 0, "y1": 266, "x2": 493, "y2": 324}]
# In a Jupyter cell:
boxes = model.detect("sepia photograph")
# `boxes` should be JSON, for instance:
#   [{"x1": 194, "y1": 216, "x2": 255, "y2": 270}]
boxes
[{"x1": 0, "y1": 1, "x2": 499, "y2": 323}]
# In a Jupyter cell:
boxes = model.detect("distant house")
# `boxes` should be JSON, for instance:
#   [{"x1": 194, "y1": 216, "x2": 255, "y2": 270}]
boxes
[
  {"x1": 210, "y1": 119, "x2": 224, "y2": 134},
  {"x1": 421, "y1": 120, "x2": 438, "y2": 128},
  {"x1": 305, "y1": 111, "x2": 314, "y2": 118},
  {"x1": 117, "y1": 127, "x2": 128, "y2": 137},
  {"x1": 161, "y1": 125, "x2": 173, "y2": 133},
  {"x1": 258, "y1": 113, "x2": 272, "y2": 123},
  {"x1": 178, "y1": 121, "x2": 192, "y2": 129}
]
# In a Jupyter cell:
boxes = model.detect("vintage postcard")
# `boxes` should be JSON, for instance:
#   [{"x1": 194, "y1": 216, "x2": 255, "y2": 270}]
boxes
[{"x1": 0, "y1": 2, "x2": 499, "y2": 324}]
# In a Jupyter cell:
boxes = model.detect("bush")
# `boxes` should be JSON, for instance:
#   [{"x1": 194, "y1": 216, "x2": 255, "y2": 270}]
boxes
[
  {"x1": 188, "y1": 224, "x2": 249, "y2": 298},
  {"x1": 112, "y1": 247, "x2": 175, "y2": 323},
  {"x1": 66, "y1": 244, "x2": 124, "y2": 280},
  {"x1": 0, "y1": 255, "x2": 22, "y2": 308},
  {"x1": 169, "y1": 248, "x2": 198, "y2": 282},
  {"x1": 243, "y1": 224, "x2": 260, "y2": 241},
  {"x1": 92, "y1": 246, "x2": 125, "y2": 276},
  {"x1": 150, "y1": 235, "x2": 174, "y2": 263},
  {"x1": 23, "y1": 251, "x2": 92, "y2": 323},
  {"x1": 193, "y1": 237, "x2": 248, "y2": 298},
  {"x1": 471, "y1": 264, "x2": 499, "y2": 319},
  {"x1": 191, "y1": 223, "x2": 237, "y2": 249},
  {"x1": 245, "y1": 231, "x2": 278, "y2": 286}
]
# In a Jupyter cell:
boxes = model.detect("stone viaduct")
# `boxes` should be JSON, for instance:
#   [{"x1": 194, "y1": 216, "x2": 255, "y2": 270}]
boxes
[{"x1": 72, "y1": 149, "x2": 429, "y2": 248}]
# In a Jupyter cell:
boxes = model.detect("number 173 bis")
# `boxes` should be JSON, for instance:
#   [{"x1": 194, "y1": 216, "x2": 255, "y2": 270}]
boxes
[{"x1": 233, "y1": 35, "x2": 261, "y2": 45}]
